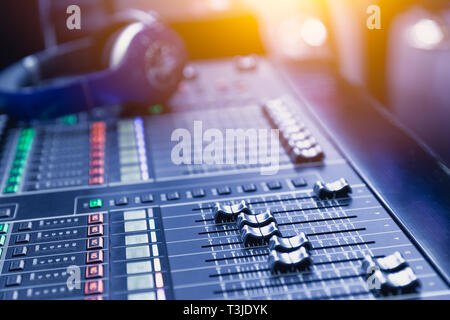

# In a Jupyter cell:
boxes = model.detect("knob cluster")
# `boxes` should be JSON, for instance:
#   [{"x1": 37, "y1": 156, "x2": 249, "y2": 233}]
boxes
[{"x1": 212, "y1": 200, "x2": 313, "y2": 274}]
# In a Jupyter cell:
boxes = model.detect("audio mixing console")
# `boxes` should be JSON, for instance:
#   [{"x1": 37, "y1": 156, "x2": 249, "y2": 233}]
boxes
[{"x1": 0, "y1": 57, "x2": 448, "y2": 300}]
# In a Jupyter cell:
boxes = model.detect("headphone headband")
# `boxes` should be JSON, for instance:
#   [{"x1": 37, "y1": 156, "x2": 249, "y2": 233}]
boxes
[{"x1": 0, "y1": 10, "x2": 187, "y2": 120}]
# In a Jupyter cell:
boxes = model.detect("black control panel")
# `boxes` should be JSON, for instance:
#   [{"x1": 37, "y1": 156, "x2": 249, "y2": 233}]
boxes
[{"x1": 0, "y1": 57, "x2": 448, "y2": 300}]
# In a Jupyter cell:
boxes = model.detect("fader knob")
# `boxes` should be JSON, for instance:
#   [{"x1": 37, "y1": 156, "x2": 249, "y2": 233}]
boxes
[{"x1": 313, "y1": 178, "x2": 352, "y2": 199}]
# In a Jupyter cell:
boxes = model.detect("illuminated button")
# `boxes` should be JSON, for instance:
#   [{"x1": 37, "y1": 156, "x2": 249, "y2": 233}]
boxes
[
  {"x1": 0, "y1": 235, "x2": 6, "y2": 246},
  {"x1": 12, "y1": 246, "x2": 27, "y2": 257},
  {"x1": 86, "y1": 265, "x2": 104, "y2": 279},
  {"x1": 125, "y1": 234, "x2": 149, "y2": 246},
  {"x1": 89, "y1": 199, "x2": 102, "y2": 209},
  {"x1": 127, "y1": 261, "x2": 152, "y2": 274},
  {"x1": 15, "y1": 233, "x2": 30, "y2": 244},
  {"x1": 86, "y1": 250, "x2": 104, "y2": 264},
  {"x1": 85, "y1": 280, "x2": 104, "y2": 295},
  {"x1": 88, "y1": 213, "x2": 104, "y2": 224},
  {"x1": 0, "y1": 223, "x2": 9, "y2": 233},
  {"x1": 124, "y1": 220, "x2": 147, "y2": 233},
  {"x1": 87, "y1": 225, "x2": 104, "y2": 237},
  {"x1": 126, "y1": 246, "x2": 150, "y2": 259},
  {"x1": 127, "y1": 274, "x2": 154, "y2": 290},
  {"x1": 87, "y1": 237, "x2": 104, "y2": 250},
  {"x1": 89, "y1": 176, "x2": 104, "y2": 185},
  {"x1": 124, "y1": 210, "x2": 146, "y2": 220},
  {"x1": 4, "y1": 185, "x2": 19, "y2": 194}
]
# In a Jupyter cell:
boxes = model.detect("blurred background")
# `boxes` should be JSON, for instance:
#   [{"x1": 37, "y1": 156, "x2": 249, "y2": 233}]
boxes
[{"x1": 0, "y1": 0, "x2": 448, "y2": 164}]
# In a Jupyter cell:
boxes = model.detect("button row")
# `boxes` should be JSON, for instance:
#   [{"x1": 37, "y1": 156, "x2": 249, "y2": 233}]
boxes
[
  {"x1": 4, "y1": 128, "x2": 35, "y2": 194},
  {"x1": 263, "y1": 99, "x2": 324, "y2": 163},
  {"x1": 89, "y1": 122, "x2": 106, "y2": 185}
]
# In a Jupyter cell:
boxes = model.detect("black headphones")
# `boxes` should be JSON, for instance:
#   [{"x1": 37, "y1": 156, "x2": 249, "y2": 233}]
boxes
[{"x1": 0, "y1": 9, "x2": 187, "y2": 120}]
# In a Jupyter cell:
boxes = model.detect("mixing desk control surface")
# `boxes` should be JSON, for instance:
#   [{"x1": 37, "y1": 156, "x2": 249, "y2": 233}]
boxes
[{"x1": 0, "y1": 58, "x2": 448, "y2": 300}]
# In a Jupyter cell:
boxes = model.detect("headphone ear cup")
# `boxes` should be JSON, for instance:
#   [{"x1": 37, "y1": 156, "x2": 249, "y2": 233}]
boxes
[{"x1": 101, "y1": 27, "x2": 126, "y2": 69}]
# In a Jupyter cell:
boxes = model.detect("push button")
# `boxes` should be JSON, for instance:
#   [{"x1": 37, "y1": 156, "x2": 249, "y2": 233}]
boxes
[
  {"x1": 9, "y1": 260, "x2": 25, "y2": 271},
  {"x1": 291, "y1": 177, "x2": 307, "y2": 187},
  {"x1": 89, "y1": 198, "x2": 103, "y2": 209},
  {"x1": 5, "y1": 275, "x2": 22, "y2": 287},
  {"x1": 240, "y1": 222, "x2": 281, "y2": 246},
  {"x1": 217, "y1": 186, "x2": 231, "y2": 195},
  {"x1": 87, "y1": 237, "x2": 104, "y2": 250},
  {"x1": 267, "y1": 181, "x2": 282, "y2": 190},
  {"x1": 214, "y1": 200, "x2": 251, "y2": 223},
  {"x1": 85, "y1": 280, "x2": 104, "y2": 295},
  {"x1": 15, "y1": 233, "x2": 30, "y2": 244},
  {"x1": 192, "y1": 188, "x2": 206, "y2": 198},
  {"x1": 87, "y1": 225, "x2": 104, "y2": 237},
  {"x1": 0, "y1": 235, "x2": 5, "y2": 246},
  {"x1": 167, "y1": 192, "x2": 180, "y2": 201},
  {"x1": 268, "y1": 247, "x2": 312, "y2": 273},
  {"x1": 86, "y1": 265, "x2": 104, "y2": 279},
  {"x1": 12, "y1": 246, "x2": 27, "y2": 257},
  {"x1": 0, "y1": 208, "x2": 11, "y2": 218},
  {"x1": 242, "y1": 184, "x2": 257, "y2": 193},
  {"x1": 88, "y1": 213, "x2": 104, "y2": 224},
  {"x1": 114, "y1": 196, "x2": 129, "y2": 206},
  {"x1": 86, "y1": 250, "x2": 104, "y2": 264},
  {"x1": 313, "y1": 178, "x2": 352, "y2": 200},
  {"x1": 18, "y1": 221, "x2": 32, "y2": 231},
  {"x1": 0, "y1": 223, "x2": 9, "y2": 233},
  {"x1": 140, "y1": 194, "x2": 154, "y2": 203}
]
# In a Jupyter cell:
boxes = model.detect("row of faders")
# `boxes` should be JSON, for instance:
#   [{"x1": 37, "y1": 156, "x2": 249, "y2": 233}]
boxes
[
  {"x1": 263, "y1": 98, "x2": 324, "y2": 163},
  {"x1": 213, "y1": 200, "x2": 313, "y2": 273}
]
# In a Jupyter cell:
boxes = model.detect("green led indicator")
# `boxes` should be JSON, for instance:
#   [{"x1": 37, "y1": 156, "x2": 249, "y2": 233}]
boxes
[
  {"x1": 148, "y1": 104, "x2": 163, "y2": 114},
  {"x1": 3, "y1": 185, "x2": 19, "y2": 194},
  {"x1": 89, "y1": 198, "x2": 103, "y2": 209},
  {"x1": 0, "y1": 235, "x2": 5, "y2": 246},
  {"x1": 61, "y1": 114, "x2": 77, "y2": 125},
  {"x1": 0, "y1": 224, "x2": 8, "y2": 234},
  {"x1": 7, "y1": 176, "x2": 21, "y2": 184}
]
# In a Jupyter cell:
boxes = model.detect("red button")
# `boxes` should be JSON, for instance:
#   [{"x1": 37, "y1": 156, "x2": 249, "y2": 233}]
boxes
[
  {"x1": 89, "y1": 167, "x2": 104, "y2": 176},
  {"x1": 87, "y1": 237, "x2": 103, "y2": 250},
  {"x1": 88, "y1": 225, "x2": 104, "y2": 237},
  {"x1": 89, "y1": 159, "x2": 105, "y2": 167},
  {"x1": 85, "y1": 280, "x2": 104, "y2": 295},
  {"x1": 89, "y1": 176, "x2": 104, "y2": 185},
  {"x1": 86, "y1": 264, "x2": 104, "y2": 279},
  {"x1": 86, "y1": 250, "x2": 103, "y2": 264},
  {"x1": 90, "y1": 151, "x2": 105, "y2": 160},
  {"x1": 88, "y1": 213, "x2": 104, "y2": 224}
]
